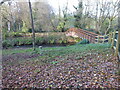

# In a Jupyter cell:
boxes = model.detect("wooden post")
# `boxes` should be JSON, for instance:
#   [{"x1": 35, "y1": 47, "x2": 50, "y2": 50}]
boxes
[
  {"x1": 102, "y1": 35, "x2": 106, "y2": 43},
  {"x1": 111, "y1": 30, "x2": 116, "y2": 48},
  {"x1": 97, "y1": 36, "x2": 99, "y2": 43},
  {"x1": 117, "y1": 1, "x2": 120, "y2": 60},
  {"x1": 115, "y1": 31, "x2": 120, "y2": 56},
  {"x1": 118, "y1": 30, "x2": 120, "y2": 60}
]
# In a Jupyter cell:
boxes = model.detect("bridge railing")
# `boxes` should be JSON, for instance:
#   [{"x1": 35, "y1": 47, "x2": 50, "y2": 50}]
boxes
[
  {"x1": 95, "y1": 35, "x2": 109, "y2": 43},
  {"x1": 77, "y1": 29, "x2": 110, "y2": 43},
  {"x1": 77, "y1": 29, "x2": 99, "y2": 43},
  {"x1": 77, "y1": 28, "x2": 120, "y2": 60},
  {"x1": 66, "y1": 28, "x2": 120, "y2": 60}
]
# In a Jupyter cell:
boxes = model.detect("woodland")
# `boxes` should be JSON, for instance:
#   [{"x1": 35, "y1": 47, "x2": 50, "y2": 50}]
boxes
[{"x1": 1, "y1": 0, "x2": 120, "y2": 88}]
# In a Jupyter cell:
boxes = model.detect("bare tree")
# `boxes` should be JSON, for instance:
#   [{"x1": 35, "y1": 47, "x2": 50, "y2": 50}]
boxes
[
  {"x1": 0, "y1": 0, "x2": 10, "y2": 5},
  {"x1": 94, "y1": 0, "x2": 119, "y2": 35},
  {"x1": 33, "y1": 1, "x2": 53, "y2": 32},
  {"x1": 105, "y1": 0, "x2": 119, "y2": 35},
  {"x1": 28, "y1": 0, "x2": 35, "y2": 51},
  {"x1": 61, "y1": 0, "x2": 69, "y2": 32},
  {"x1": 1, "y1": 1, "x2": 16, "y2": 32},
  {"x1": 48, "y1": 10, "x2": 59, "y2": 32}
]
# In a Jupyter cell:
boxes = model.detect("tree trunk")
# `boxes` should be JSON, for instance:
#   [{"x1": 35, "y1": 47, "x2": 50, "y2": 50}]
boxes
[
  {"x1": 13, "y1": 18, "x2": 16, "y2": 32},
  {"x1": 118, "y1": 1, "x2": 120, "y2": 62},
  {"x1": 28, "y1": 0, "x2": 35, "y2": 51},
  {"x1": 7, "y1": 21, "x2": 11, "y2": 32},
  {"x1": 61, "y1": 21, "x2": 66, "y2": 32},
  {"x1": 95, "y1": 22, "x2": 101, "y2": 34},
  {"x1": 58, "y1": 4, "x2": 61, "y2": 22},
  {"x1": 105, "y1": 19, "x2": 111, "y2": 35},
  {"x1": 18, "y1": 23, "x2": 21, "y2": 31}
]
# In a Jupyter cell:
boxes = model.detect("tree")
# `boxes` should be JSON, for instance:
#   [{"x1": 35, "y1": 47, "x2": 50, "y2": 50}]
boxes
[
  {"x1": 48, "y1": 10, "x2": 59, "y2": 32},
  {"x1": 118, "y1": 0, "x2": 120, "y2": 55},
  {"x1": 1, "y1": 0, "x2": 31, "y2": 33},
  {"x1": 94, "y1": 0, "x2": 119, "y2": 35},
  {"x1": 33, "y1": 1, "x2": 53, "y2": 32},
  {"x1": 57, "y1": 0, "x2": 69, "y2": 32},
  {"x1": 28, "y1": 0, "x2": 35, "y2": 51},
  {"x1": 61, "y1": 1, "x2": 69, "y2": 32},
  {"x1": 1, "y1": 1, "x2": 14, "y2": 32},
  {"x1": 15, "y1": 1, "x2": 31, "y2": 32},
  {"x1": 73, "y1": 0, "x2": 84, "y2": 28},
  {"x1": 0, "y1": 0, "x2": 10, "y2": 5}
]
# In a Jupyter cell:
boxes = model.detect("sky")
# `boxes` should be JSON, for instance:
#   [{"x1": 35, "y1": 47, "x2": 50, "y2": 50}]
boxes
[
  {"x1": 47, "y1": 0, "x2": 118, "y2": 14},
  {"x1": 2, "y1": 0, "x2": 118, "y2": 15},
  {"x1": 48, "y1": 0, "x2": 79, "y2": 13}
]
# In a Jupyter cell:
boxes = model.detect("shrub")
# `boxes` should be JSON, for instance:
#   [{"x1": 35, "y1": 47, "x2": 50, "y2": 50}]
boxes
[
  {"x1": 77, "y1": 39, "x2": 89, "y2": 44},
  {"x1": 57, "y1": 40, "x2": 63, "y2": 44},
  {"x1": 13, "y1": 32, "x2": 23, "y2": 37},
  {"x1": 28, "y1": 28, "x2": 32, "y2": 33},
  {"x1": 2, "y1": 40, "x2": 13, "y2": 48},
  {"x1": 3, "y1": 32, "x2": 23, "y2": 40},
  {"x1": 49, "y1": 40, "x2": 55, "y2": 44},
  {"x1": 2, "y1": 33, "x2": 82, "y2": 48},
  {"x1": 74, "y1": 37, "x2": 82, "y2": 42}
]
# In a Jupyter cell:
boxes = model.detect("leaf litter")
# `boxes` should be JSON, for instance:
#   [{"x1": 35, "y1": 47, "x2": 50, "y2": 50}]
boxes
[{"x1": 2, "y1": 48, "x2": 119, "y2": 88}]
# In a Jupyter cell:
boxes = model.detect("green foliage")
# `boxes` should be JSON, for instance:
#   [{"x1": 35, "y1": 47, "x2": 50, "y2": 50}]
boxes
[
  {"x1": 49, "y1": 40, "x2": 55, "y2": 44},
  {"x1": 50, "y1": 61, "x2": 59, "y2": 64},
  {"x1": 28, "y1": 28, "x2": 32, "y2": 33},
  {"x1": 3, "y1": 32, "x2": 24, "y2": 40},
  {"x1": 74, "y1": 37, "x2": 82, "y2": 42},
  {"x1": 2, "y1": 40, "x2": 13, "y2": 48},
  {"x1": 3, "y1": 33, "x2": 9, "y2": 40},
  {"x1": 74, "y1": 1, "x2": 84, "y2": 28},
  {"x1": 77, "y1": 39, "x2": 89, "y2": 44},
  {"x1": 22, "y1": 21, "x2": 28, "y2": 33},
  {"x1": 31, "y1": 49, "x2": 40, "y2": 54},
  {"x1": 57, "y1": 22, "x2": 65, "y2": 32},
  {"x1": 13, "y1": 32, "x2": 23, "y2": 37},
  {"x1": 2, "y1": 33, "x2": 80, "y2": 48}
]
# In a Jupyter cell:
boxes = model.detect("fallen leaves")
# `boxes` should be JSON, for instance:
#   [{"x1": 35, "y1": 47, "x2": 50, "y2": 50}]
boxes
[{"x1": 2, "y1": 48, "x2": 119, "y2": 88}]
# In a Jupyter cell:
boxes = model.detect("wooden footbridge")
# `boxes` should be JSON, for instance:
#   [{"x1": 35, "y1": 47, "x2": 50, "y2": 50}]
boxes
[
  {"x1": 66, "y1": 28, "x2": 108, "y2": 43},
  {"x1": 66, "y1": 28, "x2": 120, "y2": 60}
]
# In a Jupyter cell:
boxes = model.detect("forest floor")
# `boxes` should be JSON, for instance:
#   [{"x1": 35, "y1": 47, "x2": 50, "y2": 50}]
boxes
[{"x1": 2, "y1": 44, "x2": 120, "y2": 88}]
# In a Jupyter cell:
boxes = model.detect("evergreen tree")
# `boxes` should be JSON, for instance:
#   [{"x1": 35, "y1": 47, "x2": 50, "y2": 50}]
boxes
[{"x1": 74, "y1": 0, "x2": 84, "y2": 28}]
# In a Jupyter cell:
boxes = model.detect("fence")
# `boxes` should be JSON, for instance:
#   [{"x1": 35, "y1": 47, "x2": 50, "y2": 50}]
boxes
[
  {"x1": 95, "y1": 35, "x2": 109, "y2": 43},
  {"x1": 108, "y1": 30, "x2": 120, "y2": 60},
  {"x1": 76, "y1": 29, "x2": 120, "y2": 59},
  {"x1": 75, "y1": 29, "x2": 100, "y2": 43},
  {"x1": 76, "y1": 29, "x2": 109, "y2": 43},
  {"x1": 66, "y1": 28, "x2": 120, "y2": 59},
  {"x1": 94, "y1": 30, "x2": 120, "y2": 59}
]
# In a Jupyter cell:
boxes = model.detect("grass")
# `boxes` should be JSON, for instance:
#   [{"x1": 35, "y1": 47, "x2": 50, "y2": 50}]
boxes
[
  {"x1": 2, "y1": 48, "x2": 33, "y2": 55},
  {"x1": 3, "y1": 43, "x2": 111, "y2": 63},
  {"x1": 3, "y1": 43, "x2": 119, "y2": 88},
  {"x1": 3, "y1": 43, "x2": 111, "y2": 55}
]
